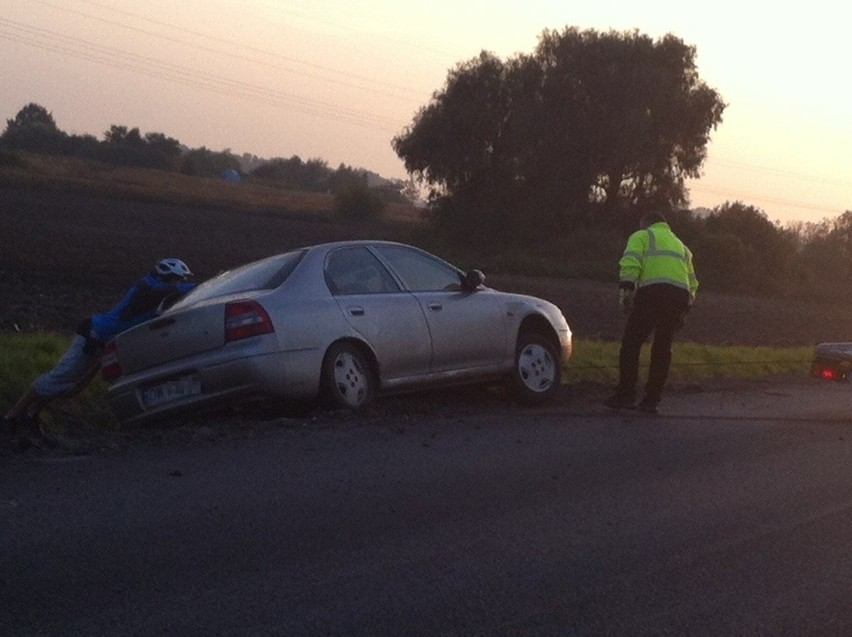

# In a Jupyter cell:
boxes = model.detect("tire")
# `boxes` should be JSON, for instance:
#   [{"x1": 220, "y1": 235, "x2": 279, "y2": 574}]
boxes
[
  {"x1": 321, "y1": 342, "x2": 375, "y2": 410},
  {"x1": 509, "y1": 332, "x2": 560, "y2": 405}
]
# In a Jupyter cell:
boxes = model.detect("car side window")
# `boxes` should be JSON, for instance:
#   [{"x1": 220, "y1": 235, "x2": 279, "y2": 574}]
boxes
[
  {"x1": 325, "y1": 247, "x2": 401, "y2": 296},
  {"x1": 375, "y1": 245, "x2": 462, "y2": 292}
]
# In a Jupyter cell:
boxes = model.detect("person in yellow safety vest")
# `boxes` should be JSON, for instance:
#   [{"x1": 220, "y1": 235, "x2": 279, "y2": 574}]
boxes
[{"x1": 605, "y1": 211, "x2": 698, "y2": 414}]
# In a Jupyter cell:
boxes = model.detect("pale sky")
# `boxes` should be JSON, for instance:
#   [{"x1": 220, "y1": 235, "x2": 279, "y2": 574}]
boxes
[{"x1": 2, "y1": 0, "x2": 850, "y2": 224}]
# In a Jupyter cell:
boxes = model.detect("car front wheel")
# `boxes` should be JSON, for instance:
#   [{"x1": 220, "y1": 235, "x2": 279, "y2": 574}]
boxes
[
  {"x1": 509, "y1": 333, "x2": 560, "y2": 405},
  {"x1": 321, "y1": 342, "x2": 375, "y2": 410}
]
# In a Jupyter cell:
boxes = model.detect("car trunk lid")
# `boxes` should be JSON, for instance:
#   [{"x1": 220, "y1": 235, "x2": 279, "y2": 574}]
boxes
[{"x1": 114, "y1": 303, "x2": 226, "y2": 375}]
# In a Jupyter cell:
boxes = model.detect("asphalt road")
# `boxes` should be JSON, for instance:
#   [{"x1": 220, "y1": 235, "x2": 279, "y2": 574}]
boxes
[{"x1": 3, "y1": 376, "x2": 852, "y2": 635}]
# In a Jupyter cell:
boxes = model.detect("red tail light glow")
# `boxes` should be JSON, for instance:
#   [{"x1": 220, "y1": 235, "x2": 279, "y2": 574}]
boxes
[
  {"x1": 820, "y1": 367, "x2": 841, "y2": 381},
  {"x1": 101, "y1": 339, "x2": 122, "y2": 382},
  {"x1": 225, "y1": 300, "x2": 275, "y2": 342},
  {"x1": 812, "y1": 361, "x2": 845, "y2": 382}
]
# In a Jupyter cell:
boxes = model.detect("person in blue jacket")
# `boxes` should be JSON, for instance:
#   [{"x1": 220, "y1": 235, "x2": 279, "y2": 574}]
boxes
[{"x1": 3, "y1": 258, "x2": 195, "y2": 437}]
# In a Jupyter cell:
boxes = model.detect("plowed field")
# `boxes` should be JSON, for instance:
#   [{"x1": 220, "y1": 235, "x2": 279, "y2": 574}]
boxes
[{"x1": 1, "y1": 187, "x2": 848, "y2": 347}]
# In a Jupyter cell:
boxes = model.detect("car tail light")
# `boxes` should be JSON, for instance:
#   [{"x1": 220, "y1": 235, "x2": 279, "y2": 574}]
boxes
[
  {"x1": 821, "y1": 368, "x2": 841, "y2": 381},
  {"x1": 811, "y1": 361, "x2": 845, "y2": 382},
  {"x1": 101, "y1": 339, "x2": 122, "y2": 382},
  {"x1": 225, "y1": 300, "x2": 275, "y2": 342}
]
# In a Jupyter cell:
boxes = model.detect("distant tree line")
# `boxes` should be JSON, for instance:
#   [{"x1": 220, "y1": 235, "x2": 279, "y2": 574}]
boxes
[
  {"x1": 0, "y1": 103, "x2": 406, "y2": 211},
  {"x1": 557, "y1": 201, "x2": 852, "y2": 302},
  {"x1": 1, "y1": 104, "x2": 185, "y2": 171}
]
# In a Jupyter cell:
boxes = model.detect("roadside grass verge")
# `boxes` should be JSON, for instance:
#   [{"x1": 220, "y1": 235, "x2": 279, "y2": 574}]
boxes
[
  {"x1": 564, "y1": 340, "x2": 813, "y2": 384},
  {"x1": 2, "y1": 332, "x2": 814, "y2": 429},
  {"x1": 0, "y1": 333, "x2": 113, "y2": 430}
]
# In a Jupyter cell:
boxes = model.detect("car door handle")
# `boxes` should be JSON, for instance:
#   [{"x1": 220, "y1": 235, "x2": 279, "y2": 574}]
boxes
[
  {"x1": 149, "y1": 317, "x2": 176, "y2": 330},
  {"x1": 348, "y1": 306, "x2": 365, "y2": 316},
  {"x1": 427, "y1": 302, "x2": 443, "y2": 311}
]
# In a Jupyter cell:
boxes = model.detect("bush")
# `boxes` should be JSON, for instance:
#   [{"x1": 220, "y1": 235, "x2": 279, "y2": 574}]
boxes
[
  {"x1": 180, "y1": 147, "x2": 241, "y2": 178},
  {"x1": 334, "y1": 184, "x2": 386, "y2": 220}
]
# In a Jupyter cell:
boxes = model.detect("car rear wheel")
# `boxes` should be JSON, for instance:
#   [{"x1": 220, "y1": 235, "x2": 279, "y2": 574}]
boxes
[
  {"x1": 509, "y1": 332, "x2": 560, "y2": 405},
  {"x1": 322, "y1": 342, "x2": 374, "y2": 410}
]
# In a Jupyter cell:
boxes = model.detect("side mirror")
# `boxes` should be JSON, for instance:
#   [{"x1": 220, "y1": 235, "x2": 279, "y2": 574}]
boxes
[{"x1": 462, "y1": 269, "x2": 485, "y2": 291}]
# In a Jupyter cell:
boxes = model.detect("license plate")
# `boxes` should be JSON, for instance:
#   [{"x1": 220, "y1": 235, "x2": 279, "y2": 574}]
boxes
[{"x1": 140, "y1": 374, "x2": 201, "y2": 408}]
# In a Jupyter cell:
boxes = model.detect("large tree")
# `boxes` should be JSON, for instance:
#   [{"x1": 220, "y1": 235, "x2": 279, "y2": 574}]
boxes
[{"x1": 393, "y1": 28, "x2": 726, "y2": 243}]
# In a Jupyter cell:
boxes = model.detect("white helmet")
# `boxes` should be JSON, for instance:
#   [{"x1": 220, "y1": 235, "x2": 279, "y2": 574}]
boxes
[{"x1": 155, "y1": 258, "x2": 192, "y2": 278}]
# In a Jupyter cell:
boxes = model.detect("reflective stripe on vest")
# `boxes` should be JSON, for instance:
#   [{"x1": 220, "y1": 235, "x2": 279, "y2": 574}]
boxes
[
  {"x1": 640, "y1": 228, "x2": 691, "y2": 291},
  {"x1": 646, "y1": 229, "x2": 689, "y2": 262}
]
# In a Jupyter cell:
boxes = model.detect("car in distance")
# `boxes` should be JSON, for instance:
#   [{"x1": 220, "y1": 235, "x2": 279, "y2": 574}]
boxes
[
  {"x1": 810, "y1": 342, "x2": 852, "y2": 381},
  {"x1": 102, "y1": 240, "x2": 572, "y2": 425}
]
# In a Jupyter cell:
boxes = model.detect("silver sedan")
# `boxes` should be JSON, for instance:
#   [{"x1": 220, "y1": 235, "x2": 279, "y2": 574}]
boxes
[{"x1": 103, "y1": 241, "x2": 572, "y2": 424}]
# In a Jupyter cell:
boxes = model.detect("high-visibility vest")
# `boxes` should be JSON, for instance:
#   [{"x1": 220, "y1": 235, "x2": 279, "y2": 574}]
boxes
[{"x1": 619, "y1": 222, "x2": 698, "y2": 299}]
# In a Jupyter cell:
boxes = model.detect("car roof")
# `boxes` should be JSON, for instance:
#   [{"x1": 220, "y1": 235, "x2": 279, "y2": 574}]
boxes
[{"x1": 305, "y1": 239, "x2": 408, "y2": 251}]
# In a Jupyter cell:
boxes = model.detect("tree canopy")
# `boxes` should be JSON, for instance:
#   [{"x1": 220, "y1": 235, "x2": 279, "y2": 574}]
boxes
[
  {"x1": 4, "y1": 103, "x2": 59, "y2": 135},
  {"x1": 100, "y1": 125, "x2": 183, "y2": 169},
  {"x1": 683, "y1": 202, "x2": 798, "y2": 295},
  {"x1": 2, "y1": 103, "x2": 66, "y2": 154},
  {"x1": 393, "y1": 27, "x2": 726, "y2": 244}
]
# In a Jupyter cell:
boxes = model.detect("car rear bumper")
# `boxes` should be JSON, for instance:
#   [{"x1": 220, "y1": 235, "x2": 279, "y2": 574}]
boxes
[{"x1": 108, "y1": 345, "x2": 322, "y2": 426}]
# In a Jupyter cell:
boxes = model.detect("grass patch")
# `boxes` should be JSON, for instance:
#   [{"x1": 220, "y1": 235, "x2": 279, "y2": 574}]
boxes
[
  {"x1": 564, "y1": 340, "x2": 813, "y2": 384},
  {"x1": 0, "y1": 332, "x2": 114, "y2": 430}
]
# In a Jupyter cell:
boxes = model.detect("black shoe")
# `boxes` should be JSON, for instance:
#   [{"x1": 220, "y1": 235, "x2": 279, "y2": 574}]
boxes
[
  {"x1": 604, "y1": 394, "x2": 636, "y2": 410},
  {"x1": 638, "y1": 399, "x2": 659, "y2": 414}
]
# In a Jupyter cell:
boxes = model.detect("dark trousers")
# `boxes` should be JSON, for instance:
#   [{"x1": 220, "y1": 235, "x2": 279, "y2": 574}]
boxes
[{"x1": 617, "y1": 284, "x2": 690, "y2": 404}]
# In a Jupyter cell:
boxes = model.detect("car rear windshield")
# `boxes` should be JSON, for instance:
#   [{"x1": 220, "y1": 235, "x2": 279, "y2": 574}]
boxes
[{"x1": 175, "y1": 250, "x2": 306, "y2": 306}]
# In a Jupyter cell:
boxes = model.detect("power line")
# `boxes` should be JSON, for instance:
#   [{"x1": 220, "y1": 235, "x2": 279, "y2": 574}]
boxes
[
  {"x1": 247, "y1": 0, "x2": 460, "y2": 58},
  {"x1": 709, "y1": 157, "x2": 851, "y2": 190},
  {"x1": 0, "y1": 18, "x2": 404, "y2": 132},
  {"x1": 688, "y1": 182, "x2": 848, "y2": 216},
  {"x1": 0, "y1": 22, "x2": 391, "y2": 128},
  {"x1": 33, "y1": 0, "x2": 426, "y2": 102}
]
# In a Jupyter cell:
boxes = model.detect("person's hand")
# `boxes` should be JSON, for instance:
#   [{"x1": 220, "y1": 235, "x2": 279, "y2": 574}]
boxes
[{"x1": 619, "y1": 288, "x2": 634, "y2": 314}]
